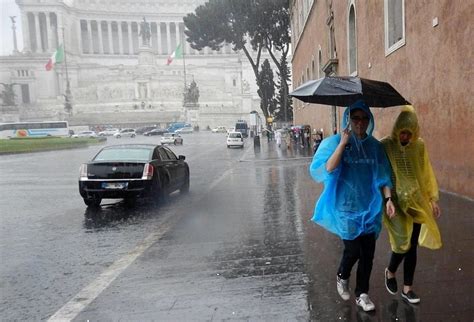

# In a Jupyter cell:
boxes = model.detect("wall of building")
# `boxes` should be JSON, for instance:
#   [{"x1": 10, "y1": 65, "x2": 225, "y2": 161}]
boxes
[{"x1": 291, "y1": 0, "x2": 473, "y2": 198}]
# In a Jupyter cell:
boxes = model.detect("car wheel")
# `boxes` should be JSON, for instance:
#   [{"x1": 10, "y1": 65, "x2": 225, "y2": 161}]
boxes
[
  {"x1": 152, "y1": 174, "x2": 168, "y2": 204},
  {"x1": 227, "y1": 145, "x2": 230, "y2": 148},
  {"x1": 180, "y1": 172, "x2": 190, "y2": 194},
  {"x1": 83, "y1": 196, "x2": 101, "y2": 207},
  {"x1": 116, "y1": 135, "x2": 121, "y2": 138},
  {"x1": 131, "y1": 134, "x2": 136, "y2": 138}
]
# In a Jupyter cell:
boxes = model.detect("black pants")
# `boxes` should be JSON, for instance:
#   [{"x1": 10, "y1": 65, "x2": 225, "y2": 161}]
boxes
[
  {"x1": 388, "y1": 223, "x2": 421, "y2": 286},
  {"x1": 337, "y1": 233, "x2": 376, "y2": 297}
]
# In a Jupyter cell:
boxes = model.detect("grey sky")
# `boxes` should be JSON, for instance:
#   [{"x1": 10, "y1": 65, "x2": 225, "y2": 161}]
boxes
[{"x1": 1, "y1": 0, "x2": 23, "y2": 55}]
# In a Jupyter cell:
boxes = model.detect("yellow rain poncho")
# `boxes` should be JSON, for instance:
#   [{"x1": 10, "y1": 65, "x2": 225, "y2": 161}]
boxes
[{"x1": 382, "y1": 106, "x2": 442, "y2": 253}]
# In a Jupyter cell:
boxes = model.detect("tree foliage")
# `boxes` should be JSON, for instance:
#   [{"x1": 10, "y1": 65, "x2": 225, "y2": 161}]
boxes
[
  {"x1": 0, "y1": 83, "x2": 18, "y2": 106},
  {"x1": 275, "y1": 55, "x2": 292, "y2": 122},
  {"x1": 257, "y1": 59, "x2": 276, "y2": 118},
  {"x1": 184, "y1": 0, "x2": 291, "y2": 120}
]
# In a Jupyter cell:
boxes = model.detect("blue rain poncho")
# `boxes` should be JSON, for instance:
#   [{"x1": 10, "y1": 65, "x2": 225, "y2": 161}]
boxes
[{"x1": 309, "y1": 101, "x2": 392, "y2": 240}]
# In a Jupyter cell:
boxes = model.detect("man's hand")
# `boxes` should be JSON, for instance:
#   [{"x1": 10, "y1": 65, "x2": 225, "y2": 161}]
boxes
[
  {"x1": 431, "y1": 200, "x2": 441, "y2": 218},
  {"x1": 386, "y1": 199, "x2": 396, "y2": 219}
]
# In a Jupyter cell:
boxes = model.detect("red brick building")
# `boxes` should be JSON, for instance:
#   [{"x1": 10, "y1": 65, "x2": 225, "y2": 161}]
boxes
[{"x1": 290, "y1": 0, "x2": 473, "y2": 198}]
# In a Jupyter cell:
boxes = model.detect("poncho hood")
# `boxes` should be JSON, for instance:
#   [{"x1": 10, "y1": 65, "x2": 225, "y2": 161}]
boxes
[
  {"x1": 391, "y1": 105, "x2": 420, "y2": 144},
  {"x1": 341, "y1": 100, "x2": 375, "y2": 139}
]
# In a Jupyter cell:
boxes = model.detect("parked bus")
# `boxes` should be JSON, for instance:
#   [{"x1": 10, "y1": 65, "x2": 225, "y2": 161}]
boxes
[
  {"x1": 166, "y1": 122, "x2": 192, "y2": 133},
  {"x1": 0, "y1": 121, "x2": 69, "y2": 139},
  {"x1": 235, "y1": 120, "x2": 249, "y2": 137}
]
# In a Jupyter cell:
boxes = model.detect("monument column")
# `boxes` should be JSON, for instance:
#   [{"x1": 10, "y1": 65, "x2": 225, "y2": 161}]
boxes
[
  {"x1": 87, "y1": 20, "x2": 93, "y2": 54},
  {"x1": 33, "y1": 12, "x2": 42, "y2": 52},
  {"x1": 77, "y1": 19, "x2": 84, "y2": 54},
  {"x1": 45, "y1": 13, "x2": 53, "y2": 51},
  {"x1": 107, "y1": 21, "x2": 113, "y2": 54},
  {"x1": 97, "y1": 20, "x2": 104, "y2": 54},
  {"x1": 21, "y1": 12, "x2": 31, "y2": 52},
  {"x1": 127, "y1": 21, "x2": 133, "y2": 54},
  {"x1": 156, "y1": 22, "x2": 161, "y2": 54},
  {"x1": 118, "y1": 21, "x2": 124, "y2": 54},
  {"x1": 57, "y1": 13, "x2": 64, "y2": 50},
  {"x1": 175, "y1": 22, "x2": 180, "y2": 47},
  {"x1": 165, "y1": 22, "x2": 171, "y2": 54}
]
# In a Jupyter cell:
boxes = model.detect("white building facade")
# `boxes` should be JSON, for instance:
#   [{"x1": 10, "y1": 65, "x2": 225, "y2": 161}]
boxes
[{"x1": 0, "y1": 0, "x2": 262, "y2": 129}]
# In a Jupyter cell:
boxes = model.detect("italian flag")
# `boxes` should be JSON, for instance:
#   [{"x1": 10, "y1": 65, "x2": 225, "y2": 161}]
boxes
[
  {"x1": 166, "y1": 44, "x2": 182, "y2": 65},
  {"x1": 45, "y1": 45, "x2": 64, "y2": 71}
]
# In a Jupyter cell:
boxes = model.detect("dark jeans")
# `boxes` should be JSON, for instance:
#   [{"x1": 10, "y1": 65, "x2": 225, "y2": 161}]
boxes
[
  {"x1": 388, "y1": 223, "x2": 421, "y2": 286},
  {"x1": 337, "y1": 233, "x2": 376, "y2": 297}
]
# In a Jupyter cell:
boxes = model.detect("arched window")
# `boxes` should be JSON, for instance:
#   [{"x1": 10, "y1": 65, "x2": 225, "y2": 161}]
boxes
[{"x1": 348, "y1": 3, "x2": 357, "y2": 75}]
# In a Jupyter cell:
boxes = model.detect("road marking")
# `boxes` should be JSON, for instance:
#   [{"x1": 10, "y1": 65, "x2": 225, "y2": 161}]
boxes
[{"x1": 47, "y1": 168, "x2": 233, "y2": 322}]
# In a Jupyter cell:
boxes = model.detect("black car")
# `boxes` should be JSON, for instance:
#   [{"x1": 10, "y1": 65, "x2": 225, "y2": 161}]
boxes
[
  {"x1": 143, "y1": 128, "x2": 168, "y2": 136},
  {"x1": 135, "y1": 126, "x2": 157, "y2": 135},
  {"x1": 79, "y1": 144, "x2": 189, "y2": 207}
]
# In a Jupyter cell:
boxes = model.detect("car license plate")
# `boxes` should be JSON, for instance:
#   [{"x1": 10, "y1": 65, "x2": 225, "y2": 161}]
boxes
[{"x1": 102, "y1": 182, "x2": 128, "y2": 189}]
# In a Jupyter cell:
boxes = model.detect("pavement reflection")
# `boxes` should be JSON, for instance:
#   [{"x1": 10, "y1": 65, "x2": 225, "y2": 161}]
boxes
[{"x1": 83, "y1": 201, "x2": 159, "y2": 230}]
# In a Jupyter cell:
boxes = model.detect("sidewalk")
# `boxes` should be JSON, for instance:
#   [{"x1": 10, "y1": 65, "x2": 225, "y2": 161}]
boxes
[{"x1": 256, "y1": 137, "x2": 474, "y2": 321}]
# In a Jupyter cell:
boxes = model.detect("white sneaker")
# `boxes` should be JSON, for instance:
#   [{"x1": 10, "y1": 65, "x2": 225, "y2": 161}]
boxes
[
  {"x1": 337, "y1": 276, "x2": 350, "y2": 301},
  {"x1": 356, "y1": 293, "x2": 375, "y2": 312}
]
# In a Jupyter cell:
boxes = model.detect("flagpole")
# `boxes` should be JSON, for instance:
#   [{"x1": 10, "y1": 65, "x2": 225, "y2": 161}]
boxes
[
  {"x1": 62, "y1": 27, "x2": 72, "y2": 115},
  {"x1": 182, "y1": 42, "x2": 187, "y2": 93}
]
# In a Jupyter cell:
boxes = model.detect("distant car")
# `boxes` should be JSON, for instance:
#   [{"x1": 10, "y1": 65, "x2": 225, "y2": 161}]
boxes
[
  {"x1": 135, "y1": 126, "x2": 157, "y2": 135},
  {"x1": 79, "y1": 144, "x2": 190, "y2": 207},
  {"x1": 98, "y1": 128, "x2": 119, "y2": 136},
  {"x1": 72, "y1": 131, "x2": 98, "y2": 138},
  {"x1": 143, "y1": 128, "x2": 168, "y2": 136},
  {"x1": 175, "y1": 126, "x2": 194, "y2": 134},
  {"x1": 114, "y1": 128, "x2": 136, "y2": 138},
  {"x1": 212, "y1": 126, "x2": 227, "y2": 133},
  {"x1": 227, "y1": 131, "x2": 244, "y2": 148},
  {"x1": 160, "y1": 133, "x2": 183, "y2": 145}
]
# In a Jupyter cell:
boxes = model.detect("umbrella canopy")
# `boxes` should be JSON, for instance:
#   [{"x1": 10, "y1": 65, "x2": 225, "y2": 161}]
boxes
[{"x1": 289, "y1": 76, "x2": 410, "y2": 107}]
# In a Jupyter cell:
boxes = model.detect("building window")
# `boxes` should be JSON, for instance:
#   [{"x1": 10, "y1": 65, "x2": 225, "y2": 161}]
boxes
[
  {"x1": 21, "y1": 84, "x2": 31, "y2": 104},
  {"x1": 348, "y1": 3, "x2": 357, "y2": 75},
  {"x1": 318, "y1": 48, "x2": 322, "y2": 78},
  {"x1": 384, "y1": 0, "x2": 405, "y2": 55}
]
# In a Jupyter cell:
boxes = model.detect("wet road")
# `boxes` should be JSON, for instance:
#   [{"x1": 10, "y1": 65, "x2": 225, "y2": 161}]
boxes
[{"x1": 0, "y1": 132, "x2": 472, "y2": 321}]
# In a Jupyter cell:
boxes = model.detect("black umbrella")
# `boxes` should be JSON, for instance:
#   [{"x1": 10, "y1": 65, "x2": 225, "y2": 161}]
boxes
[{"x1": 289, "y1": 76, "x2": 410, "y2": 107}]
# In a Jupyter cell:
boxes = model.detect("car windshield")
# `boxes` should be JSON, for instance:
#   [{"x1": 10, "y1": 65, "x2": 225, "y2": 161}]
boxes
[
  {"x1": 93, "y1": 148, "x2": 152, "y2": 161},
  {"x1": 163, "y1": 133, "x2": 173, "y2": 137},
  {"x1": 228, "y1": 133, "x2": 241, "y2": 138}
]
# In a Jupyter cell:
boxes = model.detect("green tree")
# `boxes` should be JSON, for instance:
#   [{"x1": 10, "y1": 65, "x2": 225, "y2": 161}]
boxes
[
  {"x1": 183, "y1": 0, "x2": 291, "y2": 120},
  {"x1": 257, "y1": 59, "x2": 276, "y2": 118},
  {"x1": 275, "y1": 55, "x2": 293, "y2": 122},
  {"x1": 0, "y1": 83, "x2": 18, "y2": 106}
]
